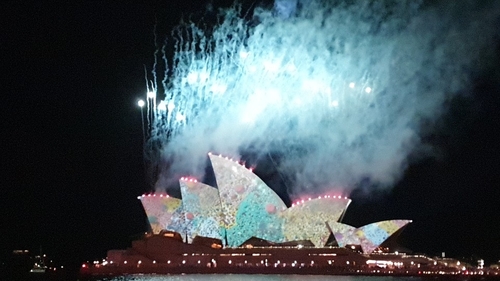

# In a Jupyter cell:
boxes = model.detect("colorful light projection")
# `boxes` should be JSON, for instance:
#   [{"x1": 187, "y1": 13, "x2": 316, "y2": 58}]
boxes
[
  {"x1": 282, "y1": 197, "x2": 351, "y2": 247},
  {"x1": 138, "y1": 194, "x2": 186, "y2": 236},
  {"x1": 138, "y1": 155, "x2": 410, "y2": 250},
  {"x1": 208, "y1": 154, "x2": 354, "y2": 247},
  {"x1": 328, "y1": 220, "x2": 412, "y2": 254},
  {"x1": 209, "y1": 153, "x2": 287, "y2": 247},
  {"x1": 179, "y1": 177, "x2": 225, "y2": 243}
]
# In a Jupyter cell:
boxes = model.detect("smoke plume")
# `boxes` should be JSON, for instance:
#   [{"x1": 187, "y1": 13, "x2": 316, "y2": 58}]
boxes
[{"x1": 146, "y1": 0, "x2": 499, "y2": 196}]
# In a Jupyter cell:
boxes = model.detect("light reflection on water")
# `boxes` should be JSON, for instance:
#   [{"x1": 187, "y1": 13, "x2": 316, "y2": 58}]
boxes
[{"x1": 90, "y1": 275, "x2": 423, "y2": 281}]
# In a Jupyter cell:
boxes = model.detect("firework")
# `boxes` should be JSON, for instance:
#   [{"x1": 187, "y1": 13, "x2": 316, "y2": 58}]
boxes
[{"x1": 141, "y1": 0, "x2": 497, "y2": 194}]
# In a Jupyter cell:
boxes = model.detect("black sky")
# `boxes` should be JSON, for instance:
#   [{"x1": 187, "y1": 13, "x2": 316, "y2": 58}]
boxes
[{"x1": 1, "y1": 0, "x2": 499, "y2": 268}]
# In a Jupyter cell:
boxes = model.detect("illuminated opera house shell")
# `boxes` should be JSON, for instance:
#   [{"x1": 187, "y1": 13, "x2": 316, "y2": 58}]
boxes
[{"x1": 138, "y1": 154, "x2": 411, "y2": 254}]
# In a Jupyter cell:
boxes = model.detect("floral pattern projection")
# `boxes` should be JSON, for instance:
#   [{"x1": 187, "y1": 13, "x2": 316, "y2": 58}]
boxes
[
  {"x1": 282, "y1": 197, "x2": 351, "y2": 247},
  {"x1": 138, "y1": 194, "x2": 186, "y2": 236},
  {"x1": 328, "y1": 220, "x2": 412, "y2": 254},
  {"x1": 209, "y1": 154, "x2": 287, "y2": 247},
  {"x1": 137, "y1": 154, "x2": 412, "y2": 250},
  {"x1": 179, "y1": 178, "x2": 225, "y2": 243}
]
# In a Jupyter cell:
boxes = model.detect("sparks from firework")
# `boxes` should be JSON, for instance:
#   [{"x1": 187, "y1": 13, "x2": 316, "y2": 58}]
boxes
[{"x1": 140, "y1": 0, "x2": 497, "y2": 194}]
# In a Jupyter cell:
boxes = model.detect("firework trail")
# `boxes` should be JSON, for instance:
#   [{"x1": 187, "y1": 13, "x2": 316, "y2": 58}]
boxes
[{"x1": 143, "y1": 0, "x2": 499, "y2": 195}]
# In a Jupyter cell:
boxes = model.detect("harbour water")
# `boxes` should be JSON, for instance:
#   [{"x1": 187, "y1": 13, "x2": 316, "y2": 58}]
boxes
[
  {"x1": 5, "y1": 272, "x2": 500, "y2": 281},
  {"x1": 81, "y1": 275, "x2": 497, "y2": 281},
  {"x1": 86, "y1": 276, "x2": 422, "y2": 281}
]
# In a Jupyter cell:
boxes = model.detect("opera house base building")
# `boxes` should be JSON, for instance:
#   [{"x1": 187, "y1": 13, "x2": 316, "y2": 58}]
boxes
[{"x1": 81, "y1": 155, "x2": 500, "y2": 277}]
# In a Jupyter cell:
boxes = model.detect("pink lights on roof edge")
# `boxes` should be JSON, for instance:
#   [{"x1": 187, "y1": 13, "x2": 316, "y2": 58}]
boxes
[
  {"x1": 290, "y1": 195, "x2": 350, "y2": 207},
  {"x1": 208, "y1": 152, "x2": 255, "y2": 172},
  {"x1": 180, "y1": 177, "x2": 198, "y2": 183},
  {"x1": 137, "y1": 193, "x2": 171, "y2": 200}
]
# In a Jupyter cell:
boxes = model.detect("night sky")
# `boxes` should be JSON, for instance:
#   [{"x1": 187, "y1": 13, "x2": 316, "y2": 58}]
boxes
[{"x1": 1, "y1": 0, "x2": 499, "y2": 268}]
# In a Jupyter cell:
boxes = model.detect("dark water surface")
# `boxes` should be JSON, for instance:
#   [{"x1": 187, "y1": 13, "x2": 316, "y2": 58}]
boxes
[
  {"x1": 79, "y1": 275, "x2": 500, "y2": 281},
  {"x1": 86, "y1": 276, "x2": 424, "y2": 281},
  {"x1": 4, "y1": 273, "x2": 500, "y2": 281}
]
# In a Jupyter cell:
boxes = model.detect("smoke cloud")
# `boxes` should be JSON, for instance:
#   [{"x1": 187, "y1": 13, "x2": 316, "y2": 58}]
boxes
[{"x1": 146, "y1": 0, "x2": 499, "y2": 196}]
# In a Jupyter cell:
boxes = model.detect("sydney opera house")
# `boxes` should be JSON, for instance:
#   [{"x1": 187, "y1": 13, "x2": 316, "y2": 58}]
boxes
[
  {"x1": 81, "y1": 154, "x2": 485, "y2": 276},
  {"x1": 139, "y1": 153, "x2": 411, "y2": 253}
]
